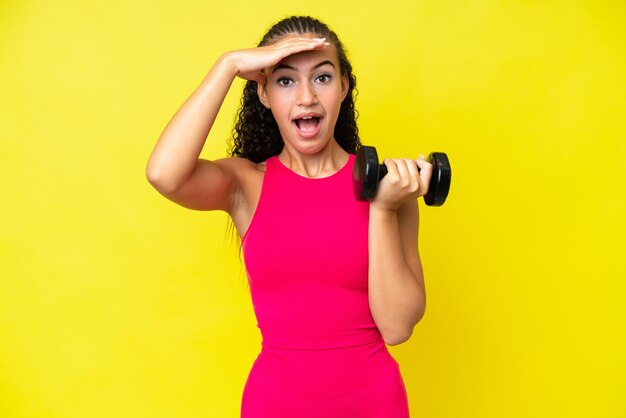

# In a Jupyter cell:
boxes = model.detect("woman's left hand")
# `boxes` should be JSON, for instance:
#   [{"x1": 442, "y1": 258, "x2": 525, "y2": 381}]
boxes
[{"x1": 370, "y1": 155, "x2": 433, "y2": 212}]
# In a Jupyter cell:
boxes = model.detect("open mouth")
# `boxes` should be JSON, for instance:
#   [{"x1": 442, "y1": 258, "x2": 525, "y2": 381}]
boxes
[{"x1": 293, "y1": 116, "x2": 322, "y2": 137}]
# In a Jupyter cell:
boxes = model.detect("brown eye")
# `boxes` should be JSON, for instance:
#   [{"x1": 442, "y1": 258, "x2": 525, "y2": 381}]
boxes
[
  {"x1": 316, "y1": 73, "x2": 332, "y2": 83},
  {"x1": 277, "y1": 77, "x2": 293, "y2": 87}
]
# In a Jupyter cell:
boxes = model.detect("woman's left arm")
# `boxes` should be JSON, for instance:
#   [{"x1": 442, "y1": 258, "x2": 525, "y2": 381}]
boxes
[{"x1": 367, "y1": 157, "x2": 430, "y2": 346}]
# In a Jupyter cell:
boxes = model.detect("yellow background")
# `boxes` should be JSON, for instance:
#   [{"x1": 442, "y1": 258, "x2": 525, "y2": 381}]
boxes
[{"x1": 1, "y1": 0, "x2": 625, "y2": 417}]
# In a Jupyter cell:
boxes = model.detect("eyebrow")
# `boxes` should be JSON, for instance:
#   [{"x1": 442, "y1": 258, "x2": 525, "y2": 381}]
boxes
[{"x1": 271, "y1": 60, "x2": 335, "y2": 74}]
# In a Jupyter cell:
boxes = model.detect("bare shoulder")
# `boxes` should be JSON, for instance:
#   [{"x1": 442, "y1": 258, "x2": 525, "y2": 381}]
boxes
[
  {"x1": 213, "y1": 156, "x2": 267, "y2": 197},
  {"x1": 215, "y1": 156, "x2": 267, "y2": 239},
  {"x1": 209, "y1": 155, "x2": 268, "y2": 206},
  {"x1": 213, "y1": 155, "x2": 267, "y2": 178}
]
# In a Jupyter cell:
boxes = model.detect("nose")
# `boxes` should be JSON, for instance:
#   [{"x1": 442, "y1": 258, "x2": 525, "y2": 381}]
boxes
[{"x1": 296, "y1": 82, "x2": 318, "y2": 106}]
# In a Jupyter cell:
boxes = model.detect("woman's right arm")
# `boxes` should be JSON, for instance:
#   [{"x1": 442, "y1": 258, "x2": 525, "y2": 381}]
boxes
[
  {"x1": 145, "y1": 53, "x2": 241, "y2": 212},
  {"x1": 146, "y1": 37, "x2": 328, "y2": 212}
]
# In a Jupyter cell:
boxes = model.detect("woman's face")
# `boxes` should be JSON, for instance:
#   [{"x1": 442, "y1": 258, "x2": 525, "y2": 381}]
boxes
[{"x1": 257, "y1": 35, "x2": 349, "y2": 155}]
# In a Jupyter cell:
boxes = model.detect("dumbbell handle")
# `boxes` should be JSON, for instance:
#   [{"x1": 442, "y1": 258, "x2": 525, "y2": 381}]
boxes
[
  {"x1": 376, "y1": 154, "x2": 438, "y2": 178},
  {"x1": 378, "y1": 164, "x2": 388, "y2": 180}
]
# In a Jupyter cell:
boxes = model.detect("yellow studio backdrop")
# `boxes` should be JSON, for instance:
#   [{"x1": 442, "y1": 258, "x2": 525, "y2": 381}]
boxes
[{"x1": 1, "y1": 0, "x2": 624, "y2": 417}]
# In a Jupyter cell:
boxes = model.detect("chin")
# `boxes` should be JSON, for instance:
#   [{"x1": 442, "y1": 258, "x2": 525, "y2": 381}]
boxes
[{"x1": 294, "y1": 138, "x2": 334, "y2": 154}]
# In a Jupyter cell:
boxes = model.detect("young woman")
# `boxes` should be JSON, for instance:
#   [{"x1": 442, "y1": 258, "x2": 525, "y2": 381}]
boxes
[{"x1": 146, "y1": 15, "x2": 430, "y2": 418}]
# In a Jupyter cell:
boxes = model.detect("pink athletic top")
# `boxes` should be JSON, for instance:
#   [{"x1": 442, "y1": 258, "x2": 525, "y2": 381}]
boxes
[
  {"x1": 239, "y1": 153, "x2": 410, "y2": 417},
  {"x1": 241, "y1": 153, "x2": 383, "y2": 349}
]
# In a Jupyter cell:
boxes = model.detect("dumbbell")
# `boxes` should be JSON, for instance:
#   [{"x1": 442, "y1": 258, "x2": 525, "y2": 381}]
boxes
[{"x1": 353, "y1": 146, "x2": 451, "y2": 206}]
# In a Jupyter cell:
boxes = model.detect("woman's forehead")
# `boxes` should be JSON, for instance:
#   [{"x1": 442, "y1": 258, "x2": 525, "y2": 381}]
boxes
[{"x1": 272, "y1": 44, "x2": 340, "y2": 72}]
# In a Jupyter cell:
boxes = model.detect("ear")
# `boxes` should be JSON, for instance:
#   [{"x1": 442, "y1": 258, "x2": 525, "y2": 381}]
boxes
[
  {"x1": 341, "y1": 74, "x2": 349, "y2": 102},
  {"x1": 257, "y1": 78, "x2": 271, "y2": 109}
]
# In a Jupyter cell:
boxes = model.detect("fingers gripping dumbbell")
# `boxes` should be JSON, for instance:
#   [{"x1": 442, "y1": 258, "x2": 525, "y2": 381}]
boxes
[{"x1": 352, "y1": 146, "x2": 451, "y2": 206}]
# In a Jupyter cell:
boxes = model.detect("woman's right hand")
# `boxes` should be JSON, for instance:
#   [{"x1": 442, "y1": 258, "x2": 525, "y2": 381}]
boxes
[{"x1": 223, "y1": 36, "x2": 329, "y2": 85}]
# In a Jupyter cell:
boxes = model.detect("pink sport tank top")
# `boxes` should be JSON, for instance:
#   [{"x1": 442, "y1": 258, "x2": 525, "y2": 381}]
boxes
[{"x1": 241, "y1": 153, "x2": 384, "y2": 350}]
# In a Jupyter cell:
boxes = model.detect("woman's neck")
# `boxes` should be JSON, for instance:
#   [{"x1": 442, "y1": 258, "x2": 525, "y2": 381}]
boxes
[{"x1": 277, "y1": 140, "x2": 349, "y2": 179}]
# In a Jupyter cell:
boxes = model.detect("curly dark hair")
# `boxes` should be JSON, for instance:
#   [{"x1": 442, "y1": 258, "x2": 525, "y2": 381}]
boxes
[{"x1": 227, "y1": 15, "x2": 361, "y2": 162}]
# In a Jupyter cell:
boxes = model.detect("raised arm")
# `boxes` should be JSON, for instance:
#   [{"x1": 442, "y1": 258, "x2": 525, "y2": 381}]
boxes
[
  {"x1": 145, "y1": 53, "x2": 240, "y2": 211},
  {"x1": 146, "y1": 37, "x2": 329, "y2": 212}
]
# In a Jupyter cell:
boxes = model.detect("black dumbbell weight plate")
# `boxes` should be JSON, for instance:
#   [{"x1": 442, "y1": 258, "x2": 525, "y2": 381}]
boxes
[{"x1": 423, "y1": 152, "x2": 451, "y2": 207}]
